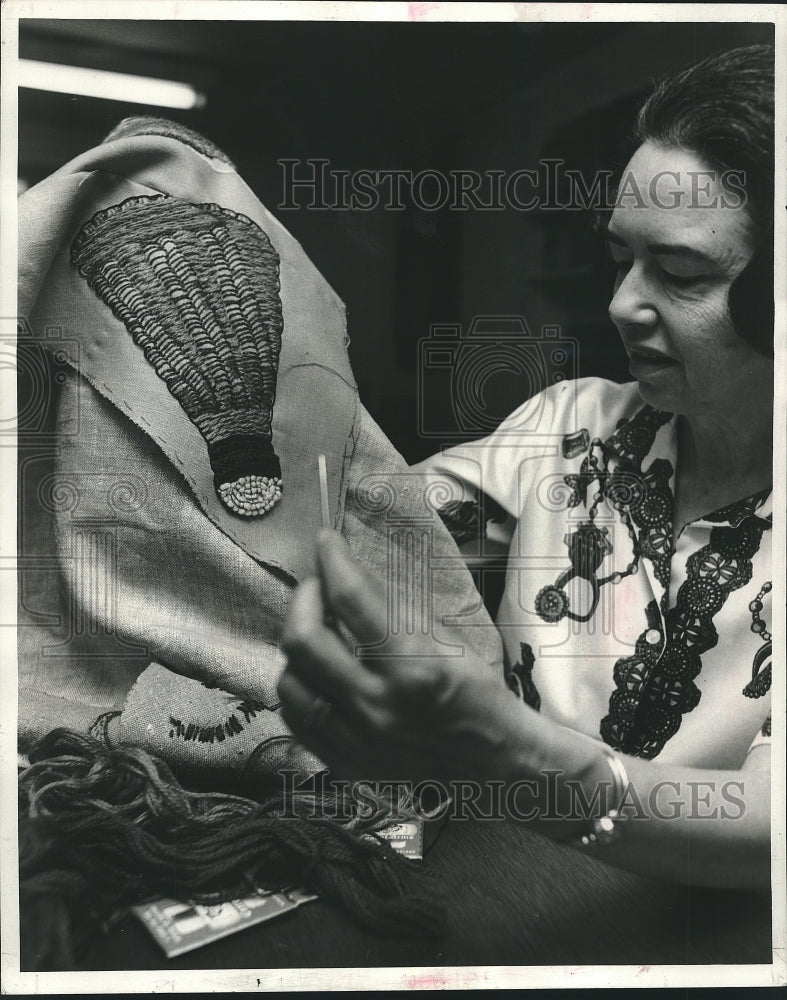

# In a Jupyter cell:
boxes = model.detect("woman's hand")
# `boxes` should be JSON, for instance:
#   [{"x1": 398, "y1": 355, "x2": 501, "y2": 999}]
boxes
[
  {"x1": 277, "y1": 531, "x2": 771, "y2": 890},
  {"x1": 277, "y1": 529, "x2": 525, "y2": 783}
]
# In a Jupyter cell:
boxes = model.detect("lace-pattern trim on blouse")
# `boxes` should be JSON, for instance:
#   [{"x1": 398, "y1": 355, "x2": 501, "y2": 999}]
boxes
[{"x1": 601, "y1": 505, "x2": 771, "y2": 757}]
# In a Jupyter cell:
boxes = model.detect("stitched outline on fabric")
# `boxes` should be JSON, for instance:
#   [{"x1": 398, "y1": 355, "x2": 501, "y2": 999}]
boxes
[{"x1": 103, "y1": 116, "x2": 236, "y2": 168}]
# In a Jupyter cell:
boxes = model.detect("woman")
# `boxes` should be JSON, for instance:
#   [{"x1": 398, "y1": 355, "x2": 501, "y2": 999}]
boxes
[{"x1": 277, "y1": 44, "x2": 775, "y2": 889}]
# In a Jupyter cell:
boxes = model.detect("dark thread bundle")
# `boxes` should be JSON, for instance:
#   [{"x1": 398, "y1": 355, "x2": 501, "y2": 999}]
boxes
[{"x1": 19, "y1": 729, "x2": 446, "y2": 970}]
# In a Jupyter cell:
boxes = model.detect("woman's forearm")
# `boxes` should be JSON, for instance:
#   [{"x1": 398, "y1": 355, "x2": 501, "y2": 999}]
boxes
[
  {"x1": 496, "y1": 698, "x2": 771, "y2": 889},
  {"x1": 584, "y1": 748, "x2": 771, "y2": 890},
  {"x1": 277, "y1": 532, "x2": 772, "y2": 891}
]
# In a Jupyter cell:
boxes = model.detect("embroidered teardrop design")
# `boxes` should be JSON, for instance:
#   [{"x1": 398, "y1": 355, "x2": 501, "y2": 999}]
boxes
[{"x1": 71, "y1": 195, "x2": 284, "y2": 517}]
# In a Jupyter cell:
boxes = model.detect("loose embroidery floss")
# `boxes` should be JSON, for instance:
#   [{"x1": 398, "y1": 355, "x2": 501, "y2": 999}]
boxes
[
  {"x1": 71, "y1": 195, "x2": 284, "y2": 518},
  {"x1": 19, "y1": 730, "x2": 446, "y2": 971}
]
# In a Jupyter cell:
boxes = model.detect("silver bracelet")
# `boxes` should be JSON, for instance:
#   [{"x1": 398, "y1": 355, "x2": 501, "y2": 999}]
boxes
[{"x1": 574, "y1": 745, "x2": 630, "y2": 848}]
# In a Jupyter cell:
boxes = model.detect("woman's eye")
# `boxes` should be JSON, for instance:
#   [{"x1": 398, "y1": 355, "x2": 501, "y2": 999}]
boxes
[{"x1": 662, "y1": 270, "x2": 704, "y2": 287}]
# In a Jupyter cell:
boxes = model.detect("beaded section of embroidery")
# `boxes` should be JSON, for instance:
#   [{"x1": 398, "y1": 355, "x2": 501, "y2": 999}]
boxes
[{"x1": 71, "y1": 195, "x2": 284, "y2": 517}]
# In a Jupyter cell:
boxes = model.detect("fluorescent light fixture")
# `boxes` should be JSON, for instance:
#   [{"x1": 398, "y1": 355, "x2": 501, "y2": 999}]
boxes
[{"x1": 18, "y1": 59, "x2": 205, "y2": 110}]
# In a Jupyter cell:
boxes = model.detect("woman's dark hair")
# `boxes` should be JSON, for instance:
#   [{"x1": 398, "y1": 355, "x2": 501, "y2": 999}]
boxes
[{"x1": 636, "y1": 43, "x2": 775, "y2": 358}]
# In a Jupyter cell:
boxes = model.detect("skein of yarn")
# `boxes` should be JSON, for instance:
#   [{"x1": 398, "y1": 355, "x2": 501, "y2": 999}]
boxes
[{"x1": 18, "y1": 729, "x2": 447, "y2": 970}]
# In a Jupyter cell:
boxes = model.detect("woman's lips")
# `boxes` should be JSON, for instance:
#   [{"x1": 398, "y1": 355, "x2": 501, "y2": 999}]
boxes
[{"x1": 627, "y1": 348, "x2": 678, "y2": 377}]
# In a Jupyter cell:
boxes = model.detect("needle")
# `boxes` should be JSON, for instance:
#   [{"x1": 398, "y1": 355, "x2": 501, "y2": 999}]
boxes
[
  {"x1": 317, "y1": 453, "x2": 338, "y2": 629},
  {"x1": 317, "y1": 453, "x2": 331, "y2": 529}
]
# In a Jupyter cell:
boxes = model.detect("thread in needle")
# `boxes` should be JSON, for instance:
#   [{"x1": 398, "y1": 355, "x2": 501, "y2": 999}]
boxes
[{"x1": 317, "y1": 453, "x2": 331, "y2": 529}]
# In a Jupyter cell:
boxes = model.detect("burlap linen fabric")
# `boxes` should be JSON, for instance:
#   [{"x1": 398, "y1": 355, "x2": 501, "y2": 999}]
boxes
[{"x1": 17, "y1": 118, "x2": 504, "y2": 787}]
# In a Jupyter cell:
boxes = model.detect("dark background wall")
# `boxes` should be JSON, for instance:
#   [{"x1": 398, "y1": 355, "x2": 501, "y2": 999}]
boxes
[{"x1": 18, "y1": 18, "x2": 774, "y2": 462}]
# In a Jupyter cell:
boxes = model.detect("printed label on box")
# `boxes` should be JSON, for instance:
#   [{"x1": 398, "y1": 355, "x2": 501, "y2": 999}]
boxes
[{"x1": 134, "y1": 818, "x2": 424, "y2": 957}]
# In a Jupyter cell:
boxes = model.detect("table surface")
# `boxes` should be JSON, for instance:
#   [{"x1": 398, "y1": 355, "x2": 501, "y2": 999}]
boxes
[{"x1": 76, "y1": 813, "x2": 773, "y2": 972}]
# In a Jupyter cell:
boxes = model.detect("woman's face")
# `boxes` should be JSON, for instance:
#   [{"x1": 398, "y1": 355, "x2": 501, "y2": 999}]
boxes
[{"x1": 606, "y1": 141, "x2": 771, "y2": 419}]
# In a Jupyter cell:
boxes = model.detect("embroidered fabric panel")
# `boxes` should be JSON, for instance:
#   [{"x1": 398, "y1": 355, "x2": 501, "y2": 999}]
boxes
[
  {"x1": 71, "y1": 195, "x2": 284, "y2": 517},
  {"x1": 103, "y1": 116, "x2": 236, "y2": 168},
  {"x1": 601, "y1": 514, "x2": 771, "y2": 757}
]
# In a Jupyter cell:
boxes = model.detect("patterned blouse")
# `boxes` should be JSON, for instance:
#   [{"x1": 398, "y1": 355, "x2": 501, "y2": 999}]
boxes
[{"x1": 413, "y1": 377, "x2": 772, "y2": 768}]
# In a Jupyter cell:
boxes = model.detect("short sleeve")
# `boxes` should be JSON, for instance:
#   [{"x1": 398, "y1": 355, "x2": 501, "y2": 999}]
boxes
[
  {"x1": 410, "y1": 378, "x2": 626, "y2": 550},
  {"x1": 410, "y1": 388, "x2": 556, "y2": 550}
]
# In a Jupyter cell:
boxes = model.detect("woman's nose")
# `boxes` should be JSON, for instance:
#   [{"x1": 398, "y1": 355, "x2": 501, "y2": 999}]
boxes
[{"x1": 608, "y1": 265, "x2": 658, "y2": 329}]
